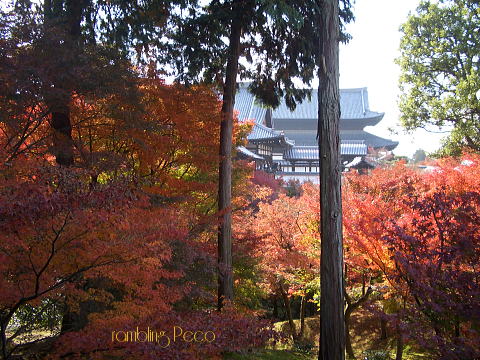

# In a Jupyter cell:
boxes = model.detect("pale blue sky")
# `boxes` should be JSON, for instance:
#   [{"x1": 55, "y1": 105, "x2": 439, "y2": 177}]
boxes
[{"x1": 339, "y1": 0, "x2": 448, "y2": 157}]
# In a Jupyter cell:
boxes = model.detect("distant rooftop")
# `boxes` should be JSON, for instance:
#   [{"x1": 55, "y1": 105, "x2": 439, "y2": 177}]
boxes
[
  {"x1": 234, "y1": 84, "x2": 267, "y2": 123},
  {"x1": 280, "y1": 130, "x2": 398, "y2": 150},
  {"x1": 234, "y1": 83, "x2": 384, "y2": 123},
  {"x1": 284, "y1": 141, "x2": 367, "y2": 161},
  {"x1": 247, "y1": 123, "x2": 281, "y2": 141},
  {"x1": 272, "y1": 88, "x2": 384, "y2": 121},
  {"x1": 235, "y1": 83, "x2": 398, "y2": 151}
]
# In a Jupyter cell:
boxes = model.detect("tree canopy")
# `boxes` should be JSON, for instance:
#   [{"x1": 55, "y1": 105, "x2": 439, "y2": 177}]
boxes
[
  {"x1": 12, "y1": 1, "x2": 480, "y2": 359},
  {"x1": 163, "y1": 0, "x2": 353, "y2": 108},
  {"x1": 398, "y1": 0, "x2": 480, "y2": 156}
]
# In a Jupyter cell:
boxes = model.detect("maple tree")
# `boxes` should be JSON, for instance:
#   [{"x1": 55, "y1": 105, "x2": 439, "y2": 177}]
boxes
[
  {"x1": 0, "y1": 156, "x2": 184, "y2": 359},
  {"x1": 0, "y1": 28, "x2": 264, "y2": 355},
  {"x1": 69, "y1": 79, "x2": 222, "y2": 196},
  {"x1": 0, "y1": 22, "x2": 282, "y2": 353},
  {"x1": 250, "y1": 183, "x2": 319, "y2": 342},
  {"x1": 343, "y1": 156, "x2": 480, "y2": 359},
  {"x1": 0, "y1": 108, "x2": 275, "y2": 360}
]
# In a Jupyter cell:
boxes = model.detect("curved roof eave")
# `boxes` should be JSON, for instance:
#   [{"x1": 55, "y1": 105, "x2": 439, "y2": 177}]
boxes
[
  {"x1": 341, "y1": 112, "x2": 384, "y2": 122},
  {"x1": 237, "y1": 146, "x2": 264, "y2": 160}
]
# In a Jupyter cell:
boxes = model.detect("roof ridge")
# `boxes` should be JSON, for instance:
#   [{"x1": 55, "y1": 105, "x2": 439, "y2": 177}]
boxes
[{"x1": 237, "y1": 82, "x2": 369, "y2": 92}]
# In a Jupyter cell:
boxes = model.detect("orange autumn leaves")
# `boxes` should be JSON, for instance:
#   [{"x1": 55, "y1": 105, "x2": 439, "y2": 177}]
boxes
[
  {"x1": 252, "y1": 183, "x2": 320, "y2": 295},
  {"x1": 0, "y1": 81, "x2": 232, "y2": 359},
  {"x1": 69, "y1": 80, "x2": 222, "y2": 199}
]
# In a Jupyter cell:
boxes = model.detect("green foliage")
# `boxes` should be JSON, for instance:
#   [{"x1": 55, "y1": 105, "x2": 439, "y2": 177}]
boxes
[
  {"x1": 11, "y1": 0, "x2": 197, "y2": 64},
  {"x1": 398, "y1": 0, "x2": 480, "y2": 155},
  {"x1": 283, "y1": 179, "x2": 303, "y2": 198},
  {"x1": 10, "y1": 299, "x2": 63, "y2": 334},
  {"x1": 163, "y1": 0, "x2": 354, "y2": 110},
  {"x1": 412, "y1": 149, "x2": 427, "y2": 163},
  {"x1": 234, "y1": 259, "x2": 268, "y2": 310}
]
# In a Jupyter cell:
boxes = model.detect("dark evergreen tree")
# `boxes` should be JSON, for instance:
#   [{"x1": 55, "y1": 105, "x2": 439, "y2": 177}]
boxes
[{"x1": 163, "y1": 0, "x2": 353, "y2": 309}]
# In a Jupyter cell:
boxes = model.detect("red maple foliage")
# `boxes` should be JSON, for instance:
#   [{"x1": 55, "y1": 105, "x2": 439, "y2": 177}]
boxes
[{"x1": 344, "y1": 155, "x2": 480, "y2": 359}]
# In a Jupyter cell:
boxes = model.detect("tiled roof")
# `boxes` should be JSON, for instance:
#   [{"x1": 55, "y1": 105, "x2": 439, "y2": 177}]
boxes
[
  {"x1": 234, "y1": 84, "x2": 267, "y2": 123},
  {"x1": 247, "y1": 123, "x2": 282, "y2": 140},
  {"x1": 234, "y1": 83, "x2": 384, "y2": 123},
  {"x1": 247, "y1": 123, "x2": 296, "y2": 146},
  {"x1": 284, "y1": 147, "x2": 319, "y2": 160},
  {"x1": 284, "y1": 141, "x2": 367, "y2": 160},
  {"x1": 341, "y1": 141, "x2": 368, "y2": 155},
  {"x1": 237, "y1": 146, "x2": 264, "y2": 160},
  {"x1": 341, "y1": 131, "x2": 399, "y2": 150},
  {"x1": 280, "y1": 131, "x2": 398, "y2": 150},
  {"x1": 271, "y1": 88, "x2": 384, "y2": 120},
  {"x1": 235, "y1": 83, "x2": 397, "y2": 153}
]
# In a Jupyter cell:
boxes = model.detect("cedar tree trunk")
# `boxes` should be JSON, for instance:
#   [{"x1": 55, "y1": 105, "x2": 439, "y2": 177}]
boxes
[
  {"x1": 217, "y1": 5, "x2": 242, "y2": 311},
  {"x1": 318, "y1": 0, "x2": 345, "y2": 359},
  {"x1": 50, "y1": 107, "x2": 74, "y2": 166}
]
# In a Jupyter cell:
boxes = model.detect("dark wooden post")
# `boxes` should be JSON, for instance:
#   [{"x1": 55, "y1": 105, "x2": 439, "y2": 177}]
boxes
[{"x1": 318, "y1": 0, "x2": 345, "y2": 359}]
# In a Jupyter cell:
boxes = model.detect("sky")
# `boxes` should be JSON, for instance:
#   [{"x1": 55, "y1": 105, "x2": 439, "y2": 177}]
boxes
[{"x1": 338, "y1": 0, "x2": 448, "y2": 157}]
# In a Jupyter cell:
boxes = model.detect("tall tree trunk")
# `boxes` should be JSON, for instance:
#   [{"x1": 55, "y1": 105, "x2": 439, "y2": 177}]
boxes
[
  {"x1": 50, "y1": 107, "x2": 74, "y2": 166},
  {"x1": 217, "y1": 6, "x2": 242, "y2": 311},
  {"x1": 318, "y1": 0, "x2": 344, "y2": 359},
  {"x1": 44, "y1": 0, "x2": 89, "y2": 332}
]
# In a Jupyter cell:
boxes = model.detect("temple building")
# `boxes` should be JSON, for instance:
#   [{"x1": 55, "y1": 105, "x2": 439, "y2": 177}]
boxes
[{"x1": 235, "y1": 83, "x2": 398, "y2": 182}]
